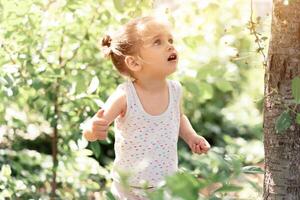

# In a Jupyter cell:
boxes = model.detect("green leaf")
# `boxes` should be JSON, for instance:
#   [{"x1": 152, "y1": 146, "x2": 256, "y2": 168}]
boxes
[
  {"x1": 182, "y1": 35, "x2": 204, "y2": 49},
  {"x1": 113, "y1": 0, "x2": 124, "y2": 12},
  {"x1": 213, "y1": 184, "x2": 243, "y2": 194},
  {"x1": 275, "y1": 110, "x2": 292, "y2": 134},
  {"x1": 165, "y1": 172, "x2": 199, "y2": 200},
  {"x1": 1, "y1": 164, "x2": 12, "y2": 177},
  {"x1": 50, "y1": 117, "x2": 57, "y2": 127},
  {"x1": 146, "y1": 188, "x2": 164, "y2": 200},
  {"x1": 77, "y1": 137, "x2": 88, "y2": 149},
  {"x1": 4, "y1": 74, "x2": 14, "y2": 86},
  {"x1": 105, "y1": 191, "x2": 117, "y2": 200},
  {"x1": 104, "y1": 10, "x2": 111, "y2": 20},
  {"x1": 87, "y1": 76, "x2": 99, "y2": 94},
  {"x1": 291, "y1": 77, "x2": 300, "y2": 104},
  {"x1": 199, "y1": 82, "x2": 214, "y2": 101},
  {"x1": 296, "y1": 113, "x2": 300, "y2": 125},
  {"x1": 32, "y1": 78, "x2": 43, "y2": 90},
  {"x1": 261, "y1": 36, "x2": 268, "y2": 41},
  {"x1": 224, "y1": 154, "x2": 242, "y2": 175},
  {"x1": 208, "y1": 170, "x2": 229, "y2": 183},
  {"x1": 186, "y1": 81, "x2": 199, "y2": 95},
  {"x1": 4, "y1": 30, "x2": 14, "y2": 38},
  {"x1": 242, "y1": 165, "x2": 264, "y2": 174},
  {"x1": 0, "y1": 77, "x2": 8, "y2": 85},
  {"x1": 90, "y1": 141, "x2": 101, "y2": 158},
  {"x1": 75, "y1": 73, "x2": 86, "y2": 94},
  {"x1": 215, "y1": 80, "x2": 233, "y2": 92},
  {"x1": 78, "y1": 149, "x2": 93, "y2": 156}
]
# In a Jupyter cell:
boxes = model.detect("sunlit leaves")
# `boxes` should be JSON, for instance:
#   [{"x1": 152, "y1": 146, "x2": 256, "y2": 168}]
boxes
[
  {"x1": 241, "y1": 165, "x2": 264, "y2": 174},
  {"x1": 0, "y1": 0, "x2": 268, "y2": 198},
  {"x1": 75, "y1": 73, "x2": 86, "y2": 94},
  {"x1": 3, "y1": 74, "x2": 14, "y2": 86},
  {"x1": 165, "y1": 172, "x2": 200, "y2": 200},
  {"x1": 113, "y1": 0, "x2": 124, "y2": 13},
  {"x1": 183, "y1": 35, "x2": 204, "y2": 49},
  {"x1": 87, "y1": 76, "x2": 99, "y2": 94},
  {"x1": 213, "y1": 184, "x2": 243, "y2": 194},
  {"x1": 146, "y1": 188, "x2": 164, "y2": 200},
  {"x1": 105, "y1": 191, "x2": 117, "y2": 200},
  {"x1": 215, "y1": 80, "x2": 233, "y2": 92},
  {"x1": 1, "y1": 164, "x2": 12, "y2": 178},
  {"x1": 77, "y1": 137, "x2": 88, "y2": 150},
  {"x1": 199, "y1": 82, "x2": 214, "y2": 101},
  {"x1": 90, "y1": 141, "x2": 101, "y2": 159}
]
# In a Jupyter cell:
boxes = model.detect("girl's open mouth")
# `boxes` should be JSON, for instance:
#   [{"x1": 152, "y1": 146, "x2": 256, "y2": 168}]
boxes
[{"x1": 167, "y1": 53, "x2": 177, "y2": 61}]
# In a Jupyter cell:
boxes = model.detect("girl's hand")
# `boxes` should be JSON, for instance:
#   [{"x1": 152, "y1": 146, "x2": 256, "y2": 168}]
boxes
[
  {"x1": 188, "y1": 134, "x2": 211, "y2": 154},
  {"x1": 90, "y1": 109, "x2": 110, "y2": 140}
]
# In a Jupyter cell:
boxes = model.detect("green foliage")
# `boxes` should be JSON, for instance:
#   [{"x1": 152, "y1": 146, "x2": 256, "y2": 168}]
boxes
[
  {"x1": 165, "y1": 172, "x2": 200, "y2": 200},
  {"x1": 242, "y1": 165, "x2": 264, "y2": 174},
  {"x1": 105, "y1": 191, "x2": 117, "y2": 200},
  {"x1": 90, "y1": 141, "x2": 101, "y2": 159},
  {"x1": 0, "y1": 0, "x2": 265, "y2": 199},
  {"x1": 213, "y1": 184, "x2": 243, "y2": 194}
]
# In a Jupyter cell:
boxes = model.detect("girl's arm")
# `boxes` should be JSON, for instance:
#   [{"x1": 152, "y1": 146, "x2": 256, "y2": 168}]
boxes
[
  {"x1": 178, "y1": 97, "x2": 198, "y2": 144},
  {"x1": 82, "y1": 88, "x2": 126, "y2": 141},
  {"x1": 99, "y1": 88, "x2": 127, "y2": 125}
]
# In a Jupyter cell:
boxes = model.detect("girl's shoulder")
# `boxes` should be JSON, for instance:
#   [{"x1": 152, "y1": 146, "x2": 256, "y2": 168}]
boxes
[
  {"x1": 114, "y1": 82, "x2": 128, "y2": 117},
  {"x1": 169, "y1": 79, "x2": 182, "y2": 93},
  {"x1": 169, "y1": 79, "x2": 182, "y2": 87}
]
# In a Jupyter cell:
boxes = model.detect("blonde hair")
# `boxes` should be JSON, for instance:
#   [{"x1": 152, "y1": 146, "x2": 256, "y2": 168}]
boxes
[{"x1": 101, "y1": 15, "x2": 171, "y2": 79}]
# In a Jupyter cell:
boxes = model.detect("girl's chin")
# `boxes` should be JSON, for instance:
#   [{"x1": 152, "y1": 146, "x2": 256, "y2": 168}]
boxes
[{"x1": 167, "y1": 59, "x2": 178, "y2": 64}]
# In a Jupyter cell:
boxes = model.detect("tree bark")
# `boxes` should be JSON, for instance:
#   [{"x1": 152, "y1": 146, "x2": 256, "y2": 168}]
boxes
[{"x1": 263, "y1": 0, "x2": 300, "y2": 199}]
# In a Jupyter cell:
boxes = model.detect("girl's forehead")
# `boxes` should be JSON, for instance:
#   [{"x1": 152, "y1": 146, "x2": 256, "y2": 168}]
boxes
[{"x1": 137, "y1": 21, "x2": 172, "y2": 42}]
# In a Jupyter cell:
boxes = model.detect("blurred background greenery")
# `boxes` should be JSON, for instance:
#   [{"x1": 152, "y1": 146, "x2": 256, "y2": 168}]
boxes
[{"x1": 0, "y1": 0, "x2": 270, "y2": 199}]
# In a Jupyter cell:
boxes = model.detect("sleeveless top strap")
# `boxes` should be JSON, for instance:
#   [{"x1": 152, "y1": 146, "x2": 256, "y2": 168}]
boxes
[
  {"x1": 126, "y1": 80, "x2": 139, "y2": 108},
  {"x1": 170, "y1": 80, "x2": 182, "y2": 106},
  {"x1": 114, "y1": 81, "x2": 135, "y2": 120}
]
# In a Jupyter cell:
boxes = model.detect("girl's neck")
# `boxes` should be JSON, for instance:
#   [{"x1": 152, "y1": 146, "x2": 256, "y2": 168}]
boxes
[{"x1": 133, "y1": 77, "x2": 168, "y2": 93}]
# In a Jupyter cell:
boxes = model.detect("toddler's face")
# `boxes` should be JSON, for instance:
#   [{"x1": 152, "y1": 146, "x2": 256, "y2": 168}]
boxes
[{"x1": 137, "y1": 21, "x2": 178, "y2": 78}]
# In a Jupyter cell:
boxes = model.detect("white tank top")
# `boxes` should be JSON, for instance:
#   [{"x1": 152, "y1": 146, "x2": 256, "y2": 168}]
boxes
[{"x1": 110, "y1": 79, "x2": 182, "y2": 188}]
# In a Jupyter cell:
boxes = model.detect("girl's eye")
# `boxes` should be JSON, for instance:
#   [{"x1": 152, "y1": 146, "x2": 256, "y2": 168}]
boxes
[
  {"x1": 154, "y1": 39, "x2": 161, "y2": 45},
  {"x1": 153, "y1": 38, "x2": 173, "y2": 45}
]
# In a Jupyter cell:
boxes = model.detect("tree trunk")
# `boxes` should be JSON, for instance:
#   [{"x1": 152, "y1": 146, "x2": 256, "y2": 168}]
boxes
[{"x1": 263, "y1": 0, "x2": 300, "y2": 199}]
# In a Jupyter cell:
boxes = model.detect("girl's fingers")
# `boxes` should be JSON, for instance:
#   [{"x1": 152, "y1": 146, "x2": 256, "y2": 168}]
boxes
[
  {"x1": 97, "y1": 134, "x2": 107, "y2": 140},
  {"x1": 195, "y1": 144, "x2": 202, "y2": 154},
  {"x1": 93, "y1": 124, "x2": 109, "y2": 131},
  {"x1": 200, "y1": 144, "x2": 208, "y2": 151},
  {"x1": 93, "y1": 119, "x2": 109, "y2": 125},
  {"x1": 199, "y1": 139, "x2": 210, "y2": 149},
  {"x1": 202, "y1": 141, "x2": 209, "y2": 148},
  {"x1": 192, "y1": 142, "x2": 210, "y2": 154},
  {"x1": 193, "y1": 144, "x2": 198, "y2": 154},
  {"x1": 204, "y1": 140, "x2": 211, "y2": 147},
  {"x1": 192, "y1": 143, "x2": 196, "y2": 153},
  {"x1": 97, "y1": 131, "x2": 108, "y2": 137}
]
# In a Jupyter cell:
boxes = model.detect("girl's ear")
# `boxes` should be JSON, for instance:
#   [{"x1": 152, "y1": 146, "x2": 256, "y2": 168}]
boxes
[{"x1": 125, "y1": 55, "x2": 142, "y2": 72}]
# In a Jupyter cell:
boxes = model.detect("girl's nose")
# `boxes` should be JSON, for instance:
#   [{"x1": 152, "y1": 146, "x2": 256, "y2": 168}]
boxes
[{"x1": 167, "y1": 44, "x2": 174, "y2": 51}]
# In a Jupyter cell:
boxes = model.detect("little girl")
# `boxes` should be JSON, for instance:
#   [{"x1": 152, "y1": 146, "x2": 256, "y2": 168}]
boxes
[{"x1": 82, "y1": 15, "x2": 211, "y2": 200}]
